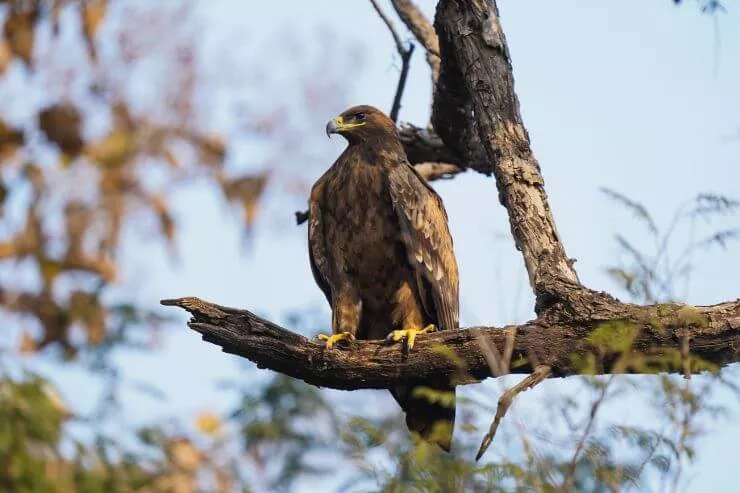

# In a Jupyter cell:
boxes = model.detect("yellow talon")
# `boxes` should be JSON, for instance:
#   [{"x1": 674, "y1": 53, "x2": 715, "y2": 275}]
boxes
[
  {"x1": 318, "y1": 332, "x2": 355, "y2": 349},
  {"x1": 386, "y1": 324, "x2": 437, "y2": 350}
]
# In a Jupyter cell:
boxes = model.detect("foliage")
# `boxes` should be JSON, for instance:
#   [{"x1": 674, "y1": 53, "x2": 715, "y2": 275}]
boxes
[
  {"x1": 0, "y1": 0, "x2": 349, "y2": 489},
  {"x1": 602, "y1": 188, "x2": 740, "y2": 304}
]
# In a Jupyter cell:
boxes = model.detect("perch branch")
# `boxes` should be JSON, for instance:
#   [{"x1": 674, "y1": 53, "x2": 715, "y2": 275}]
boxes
[{"x1": 161, "y1": 295, "x2": 740, "y2": 390}]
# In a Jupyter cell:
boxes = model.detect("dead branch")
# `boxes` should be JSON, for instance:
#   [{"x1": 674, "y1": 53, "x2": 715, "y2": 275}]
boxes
[
  {"x1": 389, "y1": 0, "x2": 441, "y2": 82},
  {"x1": 161, "y1": 294, "x2": 740, "y2": 390},
  {"x1": 475, "y1": 365, "x2": 552, "y2": 461},
  {"x1": 369, "y1": 0, "x2": 407, "y2": 57},
  {"x1": 389, "y1": 43, "x2": 415, "y2": 123}
]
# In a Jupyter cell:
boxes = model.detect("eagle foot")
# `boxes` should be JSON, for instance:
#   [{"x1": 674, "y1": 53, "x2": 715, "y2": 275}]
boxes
[
  {"x1": 318, "y1": 332, "x2": 355, "y2": 349},
  {"x1": 386, "y1": 324, "x2": 437, "y2": 350}
]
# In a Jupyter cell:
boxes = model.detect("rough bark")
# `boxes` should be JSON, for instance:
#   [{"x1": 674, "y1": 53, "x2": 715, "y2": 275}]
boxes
[
  {"x1": 388, "y1": 0, "x2": 492, "y2": 177},
  {"x1": 398, "y1": 123, "x2": 488, "y2": 176},
  {"x1": 435, "y1": 0, "x2": 580, "y2": 302},
  {"x1": 162, "y1": 295, "x2": 740, "y2": 390}
]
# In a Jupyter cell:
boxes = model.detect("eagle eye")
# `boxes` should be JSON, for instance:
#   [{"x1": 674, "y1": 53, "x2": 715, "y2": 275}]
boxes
[{"x1": 354, "y1": 112, "x2": 366, "y2": 121}]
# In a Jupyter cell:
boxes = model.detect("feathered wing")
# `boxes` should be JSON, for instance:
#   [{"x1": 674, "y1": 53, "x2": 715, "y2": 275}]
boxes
[
  {"x1": 388, "y1": 160, "x2": 459, "y2": 451},
  {"x1": 308, "y1": 180, "x2": 332, "y2": 306},
  {"x1": 388, "y1": 162, "x2": 459, "y2": 331}
]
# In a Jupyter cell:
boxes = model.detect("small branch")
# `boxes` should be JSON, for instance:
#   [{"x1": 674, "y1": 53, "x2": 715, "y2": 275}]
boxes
[
  {"x1": 409, "y1": 161, "x2": 463, "y2": 181},
  {"x1": 562, "y1": 375, "x2": 614, "y2": 490},
  {"x1": 390, "y1": 0, "x2": 441, "y2": 81},
  {"x1": 368, "y1": 0, "x2": 406, "y2": 57},
  {"x1": 367, "y1": 0, "x2": 416, "y2": 123},
  {"x1": 389, "y1": 43, "x2": 415, "y2": 123},
  {"x1": 681, "y1": 330, "x2": 691, "y2": 379},
  {"x1": 475, "y1": 365, "x2": 551, "y2": 461},
  {"x1": 398, "y1": 123, "x2": 488, "y2": 174}
]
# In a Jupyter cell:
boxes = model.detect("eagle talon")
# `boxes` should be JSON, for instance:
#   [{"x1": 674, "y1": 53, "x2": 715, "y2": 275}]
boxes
[
  {"x1": 386, "y1": 324, "x2": 437, "y2": 350},
  {"x1": 318, "y1": 332, "x2": 355, "y2": 349}
]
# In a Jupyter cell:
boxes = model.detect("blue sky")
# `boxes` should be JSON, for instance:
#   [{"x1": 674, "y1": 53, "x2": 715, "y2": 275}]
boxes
[{"x1": 8, "y1": 0, "x2": 740, "y2": 491}]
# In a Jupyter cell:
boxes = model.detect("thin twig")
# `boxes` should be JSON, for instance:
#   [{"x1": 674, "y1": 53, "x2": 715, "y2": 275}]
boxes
[
  {"x1": 680, "y1": 330, "x2": 691, "y2": 380},
  {"x1": 477, "y1": 332, "x2": 504, "y2": 377},
  {"x1": 475, "y1": 365, "x2": 552, "y2": 461},
  {"x1": 367, "y1": 0, "x2": 416, "y2": 121},
  {"x1": 389, "y1": 0, "x2": 441, "y2": 81},
  {"x1": 368, "y1": 0, "x2": 407, "y2": 57},
  {"x1": 562, "y1": 375, "x2": 615, "y2": 491},
  {"x1": 476, "y1": 326, "x2": 516, "y2": 377},
  {"x1": 389, "y1": 43, "x2": 415, "y2": 123}
]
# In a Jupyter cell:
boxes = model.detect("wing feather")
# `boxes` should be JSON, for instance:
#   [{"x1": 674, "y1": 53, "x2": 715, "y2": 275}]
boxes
[
  {"x1": 308, "y1": 180, "x2": 332, "y2": 306},
  {"x1": 388, "y1": 162, "x2": 459, "y2": 330}
]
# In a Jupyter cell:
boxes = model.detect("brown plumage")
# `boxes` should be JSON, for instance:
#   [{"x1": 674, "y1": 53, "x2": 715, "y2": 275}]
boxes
[{"x1": 308, "y1": 105, "x2": 459, "y2": 450}]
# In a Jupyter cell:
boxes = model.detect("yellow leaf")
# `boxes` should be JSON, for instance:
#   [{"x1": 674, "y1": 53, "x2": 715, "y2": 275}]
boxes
[
  {"x1": 81, "y1": 0, "x2": 107, "y2": 61},
  {"x1": 0, "y1": 119, "x2": 24, "y2": 161},
  {"x1": 2, "y1": 9, "x2": 38, "y2": 66},
  {"x1": 0, "y1": 40, "x2": 12, "y2": 75},
  {"x1": 169, "y1": 438, "x2": 203, "y2": 471},
  {"x1": 18, "y1": 330, "x2": 38, "y2": 355},
  {"x1": 195, "y1": 411, "x2": 222, "y2": 436},
  {"x1": 85, "y1": 131, "x2": 135, "y2": 168},
  {"x1": 40, "y1": 258, "x2": 63, "y2": 285}
]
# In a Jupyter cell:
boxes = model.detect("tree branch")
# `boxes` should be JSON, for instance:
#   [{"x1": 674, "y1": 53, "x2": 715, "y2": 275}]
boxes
[
  {"x1": 389, "y1": 0, "x2": 441, "y2": 82},
  {"x1": 369, "y1": 0, "x2": 407, "y2": 57},
  {"x1": 434, "y1": 0, "x2": 580, "y2": 302},
  {"x1": 367, "y1": 0, "x2": 416, "y2": 123},
  {"x1": 475, "y1": 365, "x2": 552, "y2": 461},
  {"x1": 161, "y1": 294, "x2": 740, "y2": 390},
  {"x1": 389, "y1": 43, "x2": 415, "y2": 123}
]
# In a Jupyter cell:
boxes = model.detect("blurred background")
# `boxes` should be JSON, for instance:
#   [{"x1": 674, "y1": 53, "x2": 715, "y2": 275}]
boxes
[{"x1": 0, "y1": 0, "x2": 738, "y2": 491}]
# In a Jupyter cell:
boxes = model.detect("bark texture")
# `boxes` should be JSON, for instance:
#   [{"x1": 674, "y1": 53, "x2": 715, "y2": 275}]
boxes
[
  {"x1": 435, "y1": 0, "x2": 580, "y2": 300},
  {"x1": 162, "y1": 295, "x2": 740, "y2": 389}
]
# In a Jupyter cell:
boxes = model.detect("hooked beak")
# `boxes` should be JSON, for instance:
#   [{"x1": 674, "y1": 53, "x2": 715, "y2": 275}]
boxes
[{"x1": 325, "y1": 116, "x2": 341, "y2": 138}]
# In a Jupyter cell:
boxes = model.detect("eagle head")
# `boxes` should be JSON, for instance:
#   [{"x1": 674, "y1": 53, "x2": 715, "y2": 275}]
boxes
[{"x1": 326, "y1": 105, "x2": 396, "y2": 144}]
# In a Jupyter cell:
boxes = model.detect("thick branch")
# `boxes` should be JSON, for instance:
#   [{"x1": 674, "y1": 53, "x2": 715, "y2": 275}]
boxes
[
  {"x1": 435, "y1": 0, "x2": 579, "y2": 301},
  {"x1": 161, "y1": 294, "x2": 740, "y2": 390},
  {"x1": 398, "y1": 123, "x2": 486, "y2": 175}
]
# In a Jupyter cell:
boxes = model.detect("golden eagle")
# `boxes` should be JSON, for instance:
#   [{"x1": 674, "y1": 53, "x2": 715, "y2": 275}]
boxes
[{"x1": 308, "y1": 105, "x2": 459, "y2": 450}]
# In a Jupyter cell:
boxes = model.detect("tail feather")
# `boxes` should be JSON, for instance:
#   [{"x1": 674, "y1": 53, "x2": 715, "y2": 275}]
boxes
[{"x1": 391, "y1": 382, "x2": 456, "y2": 452}]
